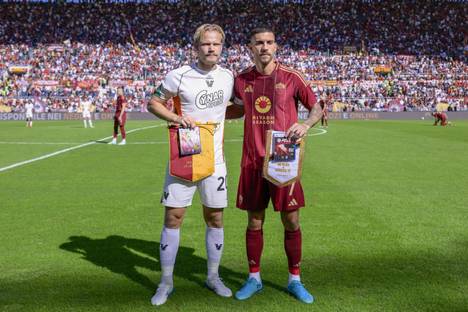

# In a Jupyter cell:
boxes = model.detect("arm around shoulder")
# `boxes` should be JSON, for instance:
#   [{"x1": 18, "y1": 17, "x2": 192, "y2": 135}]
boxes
[{"x1": 225, "y1": 102, "x2": 245, "y2": 119}]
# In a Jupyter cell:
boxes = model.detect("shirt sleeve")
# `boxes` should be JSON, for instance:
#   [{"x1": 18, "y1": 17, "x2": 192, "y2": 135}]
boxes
[
  {"x1": 294, "y1": 73, "x2": 316, "y2": 111},
  {"x1": 153, "y1": 70, "x2": 178, "y2": 101}
]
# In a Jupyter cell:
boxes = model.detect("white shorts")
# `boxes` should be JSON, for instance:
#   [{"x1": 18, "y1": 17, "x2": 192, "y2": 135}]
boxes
[
  {"x1": 161, "y1": 163, "x2": 227, "y2": 208},
  {"x1": 82, "y1": 111, "x2": 91, "y2": 118},
  {"x1": 26, "y1": 113, "x2": 33, "y2": 119}
]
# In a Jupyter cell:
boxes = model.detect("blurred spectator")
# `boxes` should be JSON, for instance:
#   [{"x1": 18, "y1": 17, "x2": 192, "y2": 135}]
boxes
[{"x1": 0, "y1": 1, "x2": 466, "y2": 112}]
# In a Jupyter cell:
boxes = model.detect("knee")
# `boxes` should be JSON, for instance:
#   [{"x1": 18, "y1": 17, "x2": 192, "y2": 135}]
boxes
[
  {"x1": 247, "y1": 211, "x2": 265, "y2": 230},
  {"x1": 205, "y1": 215, "x2": 223, "y2": 228},
  {"x1": 247, "y1": 218, "x2": 263, "y2": 231},
  {"x1": 204, "y1": 210, "x2": 223, "y2": 228},
  {"x1": 283, "y1": 221, "x2": 300, "y2": 232},
  {"x1": 164, "y1": 212, "x2": 184, "y2": 229},
  {"x1": 282, "y1": 214, "x2": 300, "y2": 231}
]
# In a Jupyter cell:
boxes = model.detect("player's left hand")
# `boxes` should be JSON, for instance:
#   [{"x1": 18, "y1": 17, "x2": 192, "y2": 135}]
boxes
[{"x1": 286, "y1": 123, "x2": 310, "y2": 140}]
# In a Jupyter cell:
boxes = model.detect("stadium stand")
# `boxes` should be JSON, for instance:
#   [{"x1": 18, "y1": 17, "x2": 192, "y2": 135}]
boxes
[{"x1": 0, "y1": 0, "x2": 466, "y2": 113}]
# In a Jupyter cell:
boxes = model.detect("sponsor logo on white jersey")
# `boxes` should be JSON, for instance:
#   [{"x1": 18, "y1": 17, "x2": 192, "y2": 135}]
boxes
[{"x1": 195, "y1": 89, "x2": 224, "y2": 109}]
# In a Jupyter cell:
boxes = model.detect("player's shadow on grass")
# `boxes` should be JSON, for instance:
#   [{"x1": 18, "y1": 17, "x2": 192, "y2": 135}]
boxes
[{"x1": 59, "y1": 235, "x2": 283, "y2": 292}]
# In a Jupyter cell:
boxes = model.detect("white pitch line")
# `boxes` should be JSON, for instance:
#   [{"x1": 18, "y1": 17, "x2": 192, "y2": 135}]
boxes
[
  {"x1": 126, "y1": 128, "x2": 327, "y2": 144},
  {"x1": 0, "y1": 127, "x2": 328, "y2": 147},
  {"x1": 310, "y1": 128, "x2": 328, "y2": 136},
  {"x1": 0, "y1": 127, "x2": 328, "y2": 146},
  {"x1": 0, "y1": 124, "x2": 164, "y2": 173},
  {"x1": 0, "y1": 142, "x2": 83, "y2": 145}
]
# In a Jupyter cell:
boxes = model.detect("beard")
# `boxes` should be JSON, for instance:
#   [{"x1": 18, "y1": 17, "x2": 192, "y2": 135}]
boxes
[{"x1": 258, "y1": 53, "x2": 274, "y2": 65}]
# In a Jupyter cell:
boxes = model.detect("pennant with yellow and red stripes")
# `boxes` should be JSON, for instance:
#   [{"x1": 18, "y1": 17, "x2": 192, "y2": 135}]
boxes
[{"x1": 168, "y1": 123, "x2": 216, "y2": 182}]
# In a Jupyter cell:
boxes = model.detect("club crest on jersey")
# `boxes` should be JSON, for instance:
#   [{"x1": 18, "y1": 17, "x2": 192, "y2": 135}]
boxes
[
  {"x1": 254, "y1": 96, "x2": 272, "y2": 113},
  {"x1": 205, "y1": 76, "x2": 214, "y2": 87},
  {"x1": 195, "y1": 89, "x2": 224, "y2": 109},
  {"x1": 244, "y1": 85, "x2": 253, "y2": 93}
]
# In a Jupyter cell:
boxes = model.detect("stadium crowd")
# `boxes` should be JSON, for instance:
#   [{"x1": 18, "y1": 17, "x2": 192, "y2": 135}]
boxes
[{"x1": 0, "y1": 0, "x2": 466, "y2": 113}]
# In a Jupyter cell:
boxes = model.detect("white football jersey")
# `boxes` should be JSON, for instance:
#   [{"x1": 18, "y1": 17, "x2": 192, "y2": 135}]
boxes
[
  {"x1": 155, "y1": 64, "x2": 234, "y2": 164},
  {"x1": 81, "y1": 100, "x2": 91, "y2": 113},
  {"x1": 25, "y1": 103, "x2": 34, "y2": 115}
]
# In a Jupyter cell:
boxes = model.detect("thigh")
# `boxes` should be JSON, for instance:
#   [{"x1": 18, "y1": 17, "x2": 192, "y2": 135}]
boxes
[
  {"x1": 270, "y1": 181, "x2": 305, "y2": 212},
  {"x1": 198, "y1": 163, "x2": 227, "y2": 208},
  {"x1": 236, "y1": 168, "x2": 270, "y2": 211},
  {"x1": 162, "y1": 166, "x2": 197, "y2": 208}
]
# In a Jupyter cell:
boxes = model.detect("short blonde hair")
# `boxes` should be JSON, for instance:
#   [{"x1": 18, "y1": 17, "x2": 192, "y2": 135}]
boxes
[{"x1": 193, "y1": 24, "x2": 225, "y2": 47}]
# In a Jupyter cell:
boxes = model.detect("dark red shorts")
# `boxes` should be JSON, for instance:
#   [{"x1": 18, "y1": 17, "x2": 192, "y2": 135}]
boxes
[
  {"x1": 114, "y1": 113, "x2": 127, "y2": 126},
  {"x1": 236, "y1": 167, "x2": 305, "y2": 211}
]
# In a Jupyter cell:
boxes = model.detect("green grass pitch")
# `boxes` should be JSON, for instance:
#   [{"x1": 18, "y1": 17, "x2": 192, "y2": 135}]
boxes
[{"x1": 1, "y1": 119, "x2": 467, "y2": 312}]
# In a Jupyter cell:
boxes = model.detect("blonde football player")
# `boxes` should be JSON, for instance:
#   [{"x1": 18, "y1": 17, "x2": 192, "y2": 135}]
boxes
[{"x1": 147, "y1": 24, "x2": 234, "y2": 306}]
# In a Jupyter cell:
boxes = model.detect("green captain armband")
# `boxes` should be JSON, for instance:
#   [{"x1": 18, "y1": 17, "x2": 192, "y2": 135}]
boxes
[{"x1": 154, "y1": 84, "x2": 165, "y2": 99}]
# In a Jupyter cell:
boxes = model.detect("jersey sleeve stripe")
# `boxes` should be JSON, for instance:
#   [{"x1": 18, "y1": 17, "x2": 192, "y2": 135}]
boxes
[
  {"x1": 238, "y1": 66, "x2": 255, "y2": 75},
  {"x1": 177, "y1": 68, "x2": 194, "y2": 95},
  {"x1": 279, "y1": 65, "x2": 310, "y2": 87}
]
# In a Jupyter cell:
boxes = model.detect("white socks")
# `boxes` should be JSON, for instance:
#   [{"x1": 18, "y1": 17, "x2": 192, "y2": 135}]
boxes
[
  {"x1": 288, "y1": 273, "x2": 301, "y2": 284},
  {"x1": 206, "y1": 227, "x2": 224, "y2": 279},
  {"x1": 249, "y1": 272, "x2": 261, "y2": 283},
  {"x1": 83, "y1": 120, "x2": 93, "y2": 128},
  {"x1": 159, "y1": 227, "x2": 180, "y2": 285},
  {"x1": 158, "y1": 226, "x2": 225, "y2": 284}
]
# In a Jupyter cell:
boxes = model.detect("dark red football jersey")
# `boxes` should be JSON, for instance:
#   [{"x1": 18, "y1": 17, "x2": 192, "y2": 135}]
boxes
[
  {"x1": 115, "y1": 95, "x2": 127, "y2": 116},
  {"x1": 234, "y1": 62, "x2": 317, "y2": 169},
  {"x1": 320, "y1": 100, "x2": 329, "y2": 116}
]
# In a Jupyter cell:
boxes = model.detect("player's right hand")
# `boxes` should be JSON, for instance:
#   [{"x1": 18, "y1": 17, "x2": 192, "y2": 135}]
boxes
[{"x1": 175, "y1": 115, "x2": 196, "y2": 128}]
